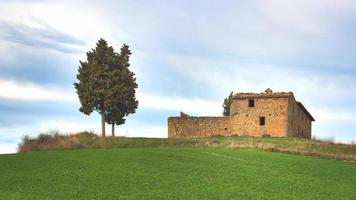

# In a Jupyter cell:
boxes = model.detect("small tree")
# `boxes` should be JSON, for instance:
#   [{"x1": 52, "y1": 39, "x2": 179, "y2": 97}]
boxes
[
  {"x1": 105, "y1": 44, "x2": 138, "y2": 136},
  {"x1": 74, "y1": 39, "x2": 116, "y2": 136},
  {"x1": 222, "y1": 91, "x2": 233, "y2": 116}
]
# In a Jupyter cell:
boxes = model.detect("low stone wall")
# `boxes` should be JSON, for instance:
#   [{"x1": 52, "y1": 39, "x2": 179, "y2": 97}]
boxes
[{"x1": 168, "y1": 116, "x2": 230, "y2": 138}]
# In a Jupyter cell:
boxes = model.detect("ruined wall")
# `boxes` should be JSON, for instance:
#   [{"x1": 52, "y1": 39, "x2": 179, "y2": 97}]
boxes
[
  {"x1": 287, "y1": 96, "x2": 297, "y2": 137},
  {"x1": 287, "y1": 98, "x2": 312, "y2": 139},
  {"x1": 167, "y1": 90, "x2": 313, "y2": 139},
  {"x1": 229, "y1": 97, "x2": 289, "y2": 137},
  {"x1": 168, "y1": 116, "x2": 230, "y2": 138}
]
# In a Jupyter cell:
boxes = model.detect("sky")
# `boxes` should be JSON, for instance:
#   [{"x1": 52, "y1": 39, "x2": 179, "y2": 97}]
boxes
[{"x1": 0, "y1": 0, "x2": 356, "y2": 154}]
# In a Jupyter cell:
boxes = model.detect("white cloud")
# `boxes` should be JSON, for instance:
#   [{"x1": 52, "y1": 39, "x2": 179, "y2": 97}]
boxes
[
  {"x1": 312, "y1": 108, "x2": 356, "y2": 123},
  {"x1": 161, "y1": 52, "x2": 356, "y2": 103},
  {"x1": 0, "y1": 79, "x2": 76, "y2": 102},
  {"x1": 0, "y1": 143, "x2": 17, "y2": 154},
  {"x1": 256, "y1": 0, "x2": 355, "y2": 35},
  {"x1": 0, "y1": 1, "x2": 111, "y2": 43},
  {"x1": 0, "y1": 40, "x2": 18, "y2": 63},
  {"x1": 119, "y1": 123, "x2": 167, "y2": 138},
  {"x1": 137, "y1": 93, "x2": 221, "y2": 116},
  {"x1": 0, "y1": 77, "x2": 221, "y2": 115}
]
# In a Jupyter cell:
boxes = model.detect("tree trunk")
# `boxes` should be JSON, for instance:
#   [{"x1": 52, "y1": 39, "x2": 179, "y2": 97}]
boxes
[
  {"x1": 112, "y1": 123, "x2": 115, "y2": 137},
  {"x1": 101, "y1": 113, "x2": 105, "y2": 137}
]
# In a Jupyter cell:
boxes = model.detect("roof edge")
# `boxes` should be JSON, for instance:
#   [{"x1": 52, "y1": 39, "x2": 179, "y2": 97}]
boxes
[
  {"x1": 233, "y1": 92, "x2": 294, "y2": 99},
  {"x1": 296, "y1": 101, "x2": 315, "y2": 121}
]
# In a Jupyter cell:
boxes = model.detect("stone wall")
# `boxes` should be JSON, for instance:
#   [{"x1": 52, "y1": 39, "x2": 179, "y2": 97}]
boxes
[
  {"x1": 230, "y1": 97, "x2": 289, "y2": 137},
  {"x1": 287, "y1": 97, "x2": 312, "y2": 139},
  {"x1": 167, "y1": 90, "x2": 313, "y2": 139},
  {"x1": 168, "y1": 115, "x2": 230, "y2": 138},
  {"x1": 287, "y1": 96, "x2": 297, "y2": 137}
]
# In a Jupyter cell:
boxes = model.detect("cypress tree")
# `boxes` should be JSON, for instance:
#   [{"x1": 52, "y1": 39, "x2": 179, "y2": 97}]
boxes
[
  {"x1": 105, "y1": 44, "x2": 138, "y2": 136},
  {"x1": 74, "y1": 38, "x2": 116, "y2": 136},
  {"x1": 222, "y1": 91, "x2": 234, "y2": 116}
]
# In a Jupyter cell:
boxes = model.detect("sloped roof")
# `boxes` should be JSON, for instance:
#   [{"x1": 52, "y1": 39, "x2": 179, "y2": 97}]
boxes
[{"x1": 296, "y1": 101, "x2": 315, "y2": 121}]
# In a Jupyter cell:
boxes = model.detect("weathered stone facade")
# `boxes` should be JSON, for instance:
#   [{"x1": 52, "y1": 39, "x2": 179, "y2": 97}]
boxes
[
  {"x1": 168, "y1": 115, "x2": 230, "y2": 138},
  {"x1": 168, "y1": 89, "x2": 315, "y2": 139}
]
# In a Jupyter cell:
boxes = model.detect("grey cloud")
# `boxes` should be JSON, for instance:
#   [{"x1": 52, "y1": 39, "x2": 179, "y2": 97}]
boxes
[{"x1": 0, "y1": 20, "x2": 86, "y2": 53}]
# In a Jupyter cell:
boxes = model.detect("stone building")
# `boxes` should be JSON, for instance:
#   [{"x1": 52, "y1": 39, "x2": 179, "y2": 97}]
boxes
[{"x1": 168, "y1": 89, "x2": 315, "y2": 139}]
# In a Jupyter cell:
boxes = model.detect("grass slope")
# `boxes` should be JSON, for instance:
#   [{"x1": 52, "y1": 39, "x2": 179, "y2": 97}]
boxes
[
  {"x1": 19, "y1": 133, "x2": 356, "y2": 161},
  {"x1": 1, "y1": 148, "x2": 355, "y2": 199}
]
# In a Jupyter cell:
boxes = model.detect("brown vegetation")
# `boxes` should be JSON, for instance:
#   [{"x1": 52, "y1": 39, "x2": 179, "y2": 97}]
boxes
[{"x1": 18, "y1": 131, "x2": 356, "y2": 161}]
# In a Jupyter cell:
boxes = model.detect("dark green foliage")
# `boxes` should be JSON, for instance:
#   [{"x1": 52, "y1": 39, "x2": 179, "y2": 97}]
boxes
[
  {"x1": 74, "y1": 39, "x2": 138, "y2": 136},
  {"x1": 105, "y1": 44, "x2": 138, "y2": 133},
  {"x1": 222, "y1": 91, "x2": 234, "y2": 116},
  {"x1": 1, "y1": 148, "x2": 356, "y2": 199},
  {"x1": 74, "y1": 39, "x2": 114, "y2": 136},
  {"x1": 74, "y1": 39, "x2": 113, "y2": 115}
]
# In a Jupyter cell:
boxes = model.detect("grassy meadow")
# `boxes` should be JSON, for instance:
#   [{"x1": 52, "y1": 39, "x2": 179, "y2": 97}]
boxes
[
  {"x1": 0, "y1": 133, "x2": 354, "y2": 199},
  {"x1": 0, "y1": 148, "x2": 355, "y2": 199}
]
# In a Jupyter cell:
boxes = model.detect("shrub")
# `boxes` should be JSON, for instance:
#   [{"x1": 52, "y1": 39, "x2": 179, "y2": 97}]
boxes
[{"x1": 18, "y1": 131, "x2": 98, "y2": 152}]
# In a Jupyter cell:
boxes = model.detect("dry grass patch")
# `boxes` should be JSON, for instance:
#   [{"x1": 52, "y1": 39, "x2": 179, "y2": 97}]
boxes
[{"x1": 18, "y1": 131, "x2": 356, "y2": 161}]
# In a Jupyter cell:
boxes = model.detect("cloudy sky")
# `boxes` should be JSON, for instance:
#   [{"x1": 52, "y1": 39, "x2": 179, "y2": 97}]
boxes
[{"x1": 0, "y1": 0, "x2": 356, "y2": 153}]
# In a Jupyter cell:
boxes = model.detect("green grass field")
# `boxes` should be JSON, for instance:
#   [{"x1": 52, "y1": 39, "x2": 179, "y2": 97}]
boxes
[{"x1": 1, "y1": 148, "x2": 355, "y2": 199}]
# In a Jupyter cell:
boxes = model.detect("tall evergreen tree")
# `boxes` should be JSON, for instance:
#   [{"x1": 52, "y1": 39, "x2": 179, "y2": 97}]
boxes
[
  {"x1": 105, "y1": 44, "x2": 138, "y2": 136},
  {"x1": 74, "y1": 39, "x2": 116, "y2": 136},
  {"x1": 222, "y1": 91, "x2": 234, "y2": 116}
]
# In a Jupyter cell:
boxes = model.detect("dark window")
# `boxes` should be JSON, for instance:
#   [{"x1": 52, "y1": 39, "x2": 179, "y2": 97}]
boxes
[
  {"x1": 248, "y1": 99, "x2": 255, "y2": 107},
  {"x1": 259, "y1": 117, "x2": 265, "y2": 126}
]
